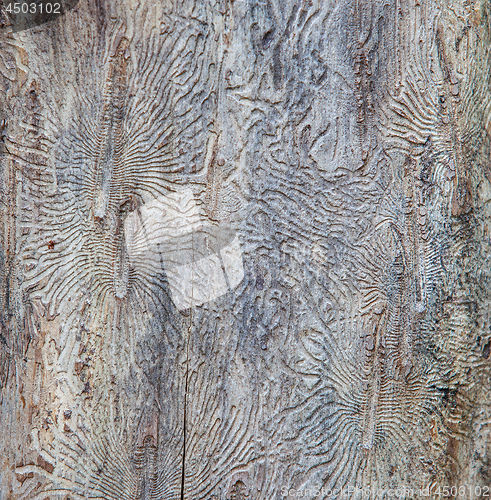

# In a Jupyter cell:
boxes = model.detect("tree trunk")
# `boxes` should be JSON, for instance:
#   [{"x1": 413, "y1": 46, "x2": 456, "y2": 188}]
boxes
[{"x1": 1, "y1": 0, "x2": 491, "y2": 498}]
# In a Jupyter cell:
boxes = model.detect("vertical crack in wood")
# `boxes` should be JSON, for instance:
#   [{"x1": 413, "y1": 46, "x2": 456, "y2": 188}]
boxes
[{"x1": 181, "y1": 316, "x2": 191, "y2": 500}]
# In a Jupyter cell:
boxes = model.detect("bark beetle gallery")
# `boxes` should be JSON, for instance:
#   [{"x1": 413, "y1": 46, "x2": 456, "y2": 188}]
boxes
[{"x1": 1, "y1": 0, "x2": 491, "y2": 499}]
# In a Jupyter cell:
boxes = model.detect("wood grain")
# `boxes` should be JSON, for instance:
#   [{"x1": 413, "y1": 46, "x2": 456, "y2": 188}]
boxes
[{"x1": 1, "y1": 0, "x2": 491, "y2": 498}]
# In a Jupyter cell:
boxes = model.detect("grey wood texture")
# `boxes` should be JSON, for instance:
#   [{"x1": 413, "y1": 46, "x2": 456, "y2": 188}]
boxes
[{"x1": 1, "y1": 0, "x2": 491, "y2": 499}]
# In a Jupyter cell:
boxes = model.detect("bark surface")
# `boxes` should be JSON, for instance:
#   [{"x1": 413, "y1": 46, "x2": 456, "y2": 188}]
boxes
[{"x1": 1, "y1": 0, "x2": 491, "y2": 499}]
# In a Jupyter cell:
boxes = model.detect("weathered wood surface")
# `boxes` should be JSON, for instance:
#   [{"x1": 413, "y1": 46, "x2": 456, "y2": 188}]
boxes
[{"x1": 1, "y1": 0, "x2": 491, "y2": 498}]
